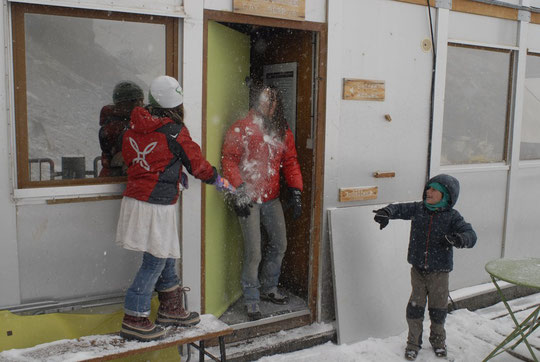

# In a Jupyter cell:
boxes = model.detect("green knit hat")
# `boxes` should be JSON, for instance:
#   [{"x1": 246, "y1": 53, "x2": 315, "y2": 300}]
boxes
[{"x1": 424, "y1": 182, "x2": 450, "y2": 211}]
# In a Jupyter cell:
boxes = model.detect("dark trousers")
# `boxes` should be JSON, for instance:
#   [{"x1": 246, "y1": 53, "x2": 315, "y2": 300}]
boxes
[{"x1": 406, "y1": 266, "x2": 449, "y2": 351}]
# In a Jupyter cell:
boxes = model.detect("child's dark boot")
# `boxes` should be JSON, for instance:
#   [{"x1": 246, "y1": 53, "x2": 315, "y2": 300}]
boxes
[
  {"x1": 404, "y1": 348, "x2": 418, "y2": 360},
  {"x1": 434, "y1": 346, "x2": 447, "y2": 357}
]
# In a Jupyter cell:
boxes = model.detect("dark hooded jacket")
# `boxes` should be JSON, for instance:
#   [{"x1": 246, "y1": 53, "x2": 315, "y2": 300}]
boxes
[{"x1": 382, "y1": 174, "x2": 477, "y2": 272}]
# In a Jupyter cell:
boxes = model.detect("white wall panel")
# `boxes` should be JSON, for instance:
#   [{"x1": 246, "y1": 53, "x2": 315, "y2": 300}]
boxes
[
  {"x1": 448, "y1": 11, "x2": 518, "y2": 47},
  {"x1": 0, "y1": 2, "x2": 20, "y2": 308},
  {"x1": 506, "y1": 166, "x2": 540, "y2": 257},
  {"x1": 527, "y1": 23, "x2": 540, "y2": 51},
  {"x1": 334, "y1": 0, "x2": 431, "y2": 206},
  {"x1": 17, "y1": 200, "x2": 139, "y2": 302},
  {"x1": 8, "y1": 0, "x2": 184, "y2": 17}
]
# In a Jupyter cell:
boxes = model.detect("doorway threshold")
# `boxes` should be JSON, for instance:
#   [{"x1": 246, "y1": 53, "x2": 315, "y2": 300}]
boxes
[
  {"x1": 208, "y1": 318, "x2": 335, "y2": 361},
  {"x1": 231, "y1": 309, "x2": 310, "y2": 330}
]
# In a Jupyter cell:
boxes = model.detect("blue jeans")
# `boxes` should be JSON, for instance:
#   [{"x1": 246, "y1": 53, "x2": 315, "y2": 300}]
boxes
[
  {"x1": 238, "y1": 198, "x2": 287, "y2": 305},
  {"x1": 124, "y1": 252, "x2": 180, "y2": 317}
]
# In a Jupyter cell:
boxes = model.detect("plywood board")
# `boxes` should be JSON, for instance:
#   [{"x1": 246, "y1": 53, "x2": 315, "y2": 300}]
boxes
[
  {"x1": 328, "y1": 206, "x2": 411, "y2": 344},
  {"x1": 343, "y1": 79, "x2": 385, "y2": 101},
  {"x1": 233, "y1": 0, "x2": 306, "y2": 21}
]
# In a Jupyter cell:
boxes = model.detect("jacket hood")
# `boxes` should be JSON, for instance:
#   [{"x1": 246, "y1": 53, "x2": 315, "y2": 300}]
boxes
[
  {"x1": 129, "y1": 106, "x2": 171, "y2": 134},
  {"x1": 423, "y1": 174, "x2": 460, "y2": 209}
]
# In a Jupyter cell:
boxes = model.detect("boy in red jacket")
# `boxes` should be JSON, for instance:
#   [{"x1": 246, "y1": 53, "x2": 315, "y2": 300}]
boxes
[{"x1": 221, "y1": 86, "x2": 303, "y2": 320}]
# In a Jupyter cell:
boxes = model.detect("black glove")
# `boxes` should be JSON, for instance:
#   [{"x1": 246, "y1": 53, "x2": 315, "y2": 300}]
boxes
[
  {"x1": 445, "y1": 233, "x2": 463, "y2": 248},
  {"x1": 373, "y1": 209, "x2": 390, "y2": 230},
  {"x1": 288, "y1": 187, "x2": 302, "y2": 220},
  {"x1": 226, "y1": 183, "x2": 252, "y2": 218}
]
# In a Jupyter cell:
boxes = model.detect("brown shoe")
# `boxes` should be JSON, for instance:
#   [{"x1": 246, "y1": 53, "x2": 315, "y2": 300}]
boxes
[
  {"x1": 120, "y1": 314, "x2": 165, "y2": 342},
  {"x1": 156, "y1": 285, "x2": 200, "y2": 327}
]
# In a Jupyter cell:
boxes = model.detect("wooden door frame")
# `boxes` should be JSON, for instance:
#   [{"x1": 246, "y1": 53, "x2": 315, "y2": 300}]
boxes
[{"x1": 201, "y1": 9, "x2": 327, "y2": 325}]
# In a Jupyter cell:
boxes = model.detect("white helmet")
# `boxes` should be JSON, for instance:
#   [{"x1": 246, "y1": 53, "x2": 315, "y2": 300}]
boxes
[{"x1": 149, "y1": 75, "x2": 183, "y2": 108}]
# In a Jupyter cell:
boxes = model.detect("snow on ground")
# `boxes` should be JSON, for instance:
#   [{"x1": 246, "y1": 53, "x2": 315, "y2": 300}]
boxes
[{"x1": 256, "y1": 293, "x2": 540, "y2": 362}]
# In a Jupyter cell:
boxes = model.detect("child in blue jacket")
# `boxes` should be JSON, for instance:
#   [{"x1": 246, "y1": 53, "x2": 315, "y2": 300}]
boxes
[{"x1": 373, "y1": 174, "x2": 477, "y2": 361}]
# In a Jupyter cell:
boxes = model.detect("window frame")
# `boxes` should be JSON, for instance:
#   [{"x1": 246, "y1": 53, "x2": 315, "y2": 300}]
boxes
[
  {"x1": 11, "y1": 3, "x2": 179, "y2": 189},
  {"x1": 441, "y1": 42, "x2": 514, "y2": 166},
  {"x1": 519, "y1": 51, "x2": 540, "y2": 162}
]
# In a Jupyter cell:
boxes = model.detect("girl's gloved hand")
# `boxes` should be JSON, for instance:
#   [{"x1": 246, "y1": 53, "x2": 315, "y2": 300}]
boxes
[{"x1": 214, "y1": 174, "x2": 236, "y2": 193}]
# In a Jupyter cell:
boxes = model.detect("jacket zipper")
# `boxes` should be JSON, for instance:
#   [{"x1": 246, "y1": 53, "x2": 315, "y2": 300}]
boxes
[{"x1": 424, "y1": 214, "x2": 434, "y2": 268}]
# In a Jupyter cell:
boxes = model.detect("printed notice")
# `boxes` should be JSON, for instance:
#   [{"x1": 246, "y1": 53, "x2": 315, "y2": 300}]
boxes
[
  {"x1": 339, "y1": 187, "x2": 378, "y2": 202},
  {"x1": 233, "y1": 0, "x2": 305, "y2": 21},
  {"x1": 343, "y1": 79, "x2": 385, "y2": 101}
]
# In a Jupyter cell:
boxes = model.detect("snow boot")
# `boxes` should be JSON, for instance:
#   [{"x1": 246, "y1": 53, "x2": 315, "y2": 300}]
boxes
[
  {"x1": 261, "y1": 289, "x2": 289, "y2": 305},
  {"x1": 120, "y1": 314, "x2": 165, "y2": 342},
  {"x1": 245, "y1": 303, "x2": 262, "y2": 321},
  {"x1": 156, "y1": 285, "x2": 200, "y2": 327},
  {"x1": 434, "y1": 346, "x2": 447, "y2": 357},
  {"x1": 404, "y1": 348, "x2": 418, "y2": 361}
]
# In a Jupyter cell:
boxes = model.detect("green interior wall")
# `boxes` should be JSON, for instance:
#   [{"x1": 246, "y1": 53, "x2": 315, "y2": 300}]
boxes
[
  {"x1": 0, "y1": 298, "x2": 180, "y2": 361},
  {"x1": 204, "y1": 21, "x2": 250, "y2": 317}
]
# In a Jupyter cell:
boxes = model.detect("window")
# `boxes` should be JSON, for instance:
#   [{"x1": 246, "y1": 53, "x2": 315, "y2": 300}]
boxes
[
  {"x1": 441, "y1": 44, "x2": 512, "y2": 165},
  {"x1": 520, "y1": 53, "x2": 540, "y2": 160},
  {"x1": 12, "y1": 4, "x2": 178, "y2": 188}
]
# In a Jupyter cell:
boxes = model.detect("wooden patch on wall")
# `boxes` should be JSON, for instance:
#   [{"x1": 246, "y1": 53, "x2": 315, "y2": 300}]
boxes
[
  {"x1": 343, "y1": 79, "x2": 385, "y2": 101},
  {"x1": 233, "y1": 0, "x2": 306, "y2": 21},
  {"x1": 339, "y1": 186, "x2": 378, "y2": 202}
]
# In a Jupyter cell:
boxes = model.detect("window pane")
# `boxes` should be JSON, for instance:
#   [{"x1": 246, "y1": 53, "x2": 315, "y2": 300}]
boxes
[
  {"x1": 520, "y1": 54, "x2": 540, "y2": 160},
  {"x1": 441, "y1": 45, "x2": 511, "y2": 165},
  {"x1": 25, "y1": 14, "x2": 166, "y2": 181}
]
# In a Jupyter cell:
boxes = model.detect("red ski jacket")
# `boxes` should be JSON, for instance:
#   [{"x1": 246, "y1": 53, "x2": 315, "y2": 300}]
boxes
[
  {"x1": 122, "y1": 107, "x2": 217, "y2": 205},
  {"x1": 221, "y1": 110, "x2": 303, "y2": 203}
]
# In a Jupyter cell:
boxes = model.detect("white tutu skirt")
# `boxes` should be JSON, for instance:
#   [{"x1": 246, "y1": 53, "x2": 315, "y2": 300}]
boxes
[{"x1": 116, "y1": 197, "x2": 181, "y2": 259}]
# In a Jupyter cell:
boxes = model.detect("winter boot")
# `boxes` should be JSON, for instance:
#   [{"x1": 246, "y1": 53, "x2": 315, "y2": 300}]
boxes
[
  {"x1": 120, "y1": 314, "x2": 165, "y2": 342},
  {"x1": 434, "y1": 346, "x2": 447, "y2": 357},
  {"x1": 261, "y1": 288, "x2": 289, "y2": 305},
  {"x1": 156, "y1": 285, "x2": 200, "y2": 327},
  {"x1": 245, "y1": 303, "x2": 262, "y2": 321},
  {"x1": 404, "y1": 348, "x2": 418, "y2": 361}
]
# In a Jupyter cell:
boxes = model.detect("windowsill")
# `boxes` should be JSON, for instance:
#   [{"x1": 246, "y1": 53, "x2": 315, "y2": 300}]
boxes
[
  {"x1": 13, "y1": 183, "x2": 125, "y2": 205},
  {"x1": 439, "y1": 163, "x2": 509, "y2": 173},
  {"x1": 518, "y1": 160, "x2": 540, "y2": 168}
]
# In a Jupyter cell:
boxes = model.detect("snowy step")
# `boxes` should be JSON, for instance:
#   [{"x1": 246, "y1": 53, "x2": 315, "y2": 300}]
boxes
[
  {"x1": 206, "y1": 321, "x2": 335, "y2": 361},
  {"x1": 0, "y1": 314, "x2": 232, "y2": 362}
]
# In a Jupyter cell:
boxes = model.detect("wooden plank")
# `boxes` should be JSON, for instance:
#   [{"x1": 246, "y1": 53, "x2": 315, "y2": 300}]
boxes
[
  {"x1": 343, "y1": 79, "x2": 385, "y2": 101},
  {"x1": 0, "y1": 315, "x2": 232, "y2": 362},
  {"x1": 531, "y1": 12, "x2": 540, "y2": 25},
  {"x1": 339, "y1": 187, "x2": 378, "y2": 202},
  {"x1": 452, "y1": 0, "x2": 517, "y2": 21},
  {"x1": 45, "y1": 195, "x2": 122, "y2": 205},
  {"x1": 233, "y1": 0, "x2": 305, "y2": 21},
  {"x1": 373, "y1": 171, "x2": 396, "y2": 178},
  {"x1": 393, "y1": 0, "x2": 518, "y2": 21}
]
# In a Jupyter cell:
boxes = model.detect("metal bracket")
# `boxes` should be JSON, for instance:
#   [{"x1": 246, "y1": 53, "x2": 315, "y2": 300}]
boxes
[
  {"x1": 518, "y1": 9, "x2": 531, "y2": 22},
  {"x1": 435, "y1": 0, "x2": 452, "y2": 9}
]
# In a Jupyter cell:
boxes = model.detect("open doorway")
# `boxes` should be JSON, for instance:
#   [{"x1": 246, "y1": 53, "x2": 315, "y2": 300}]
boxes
[{"x1": 202, "y1": 11, "x2": 326, "y2": 332}]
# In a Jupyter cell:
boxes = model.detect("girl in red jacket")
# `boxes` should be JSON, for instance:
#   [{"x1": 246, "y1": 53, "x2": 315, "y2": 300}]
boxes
[{"x1": 116, "y1": 76, "x2": 232, "y2": 341}]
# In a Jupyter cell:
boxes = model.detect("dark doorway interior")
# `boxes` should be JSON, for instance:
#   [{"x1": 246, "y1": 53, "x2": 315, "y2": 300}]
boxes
[{"x1": 216, "y1": 22, "x2": 316, "y2": 325}]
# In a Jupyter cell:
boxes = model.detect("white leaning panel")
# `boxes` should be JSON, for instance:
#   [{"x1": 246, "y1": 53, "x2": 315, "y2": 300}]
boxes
[{"x1": 329, "y1": 205, "x2": 411, "y2": 345}]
